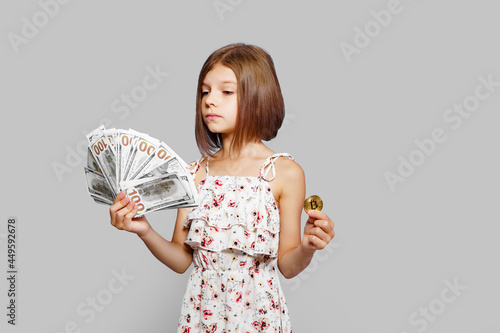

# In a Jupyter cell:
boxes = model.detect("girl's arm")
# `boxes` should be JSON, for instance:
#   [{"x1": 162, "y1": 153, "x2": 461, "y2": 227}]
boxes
[
  {"x1": 137, "y1": 208, "x2": 194, "y2": 274},
  {"x1": 109, "y1": 192, "x2": 193, "y2": 274},
  {"x1": 274, "y1": 159, "x2": 335, "y2": 279},
  {"x1": 110, "y1": 161, "x2": 205, "y2": 274}
]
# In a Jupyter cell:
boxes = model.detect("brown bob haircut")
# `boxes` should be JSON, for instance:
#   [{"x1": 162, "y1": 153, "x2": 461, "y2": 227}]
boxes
[{"x1": 195, "y1": 43, "x2": 285, "y2": 157}]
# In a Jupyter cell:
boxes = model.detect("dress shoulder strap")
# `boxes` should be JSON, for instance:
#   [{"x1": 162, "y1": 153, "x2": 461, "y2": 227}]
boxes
[
  {"x1": 188, "y1": 156, "x2": 206, "y2": 177},
  {"x1": 259, "y1": 153, "x2": 295, "y2": 181}
]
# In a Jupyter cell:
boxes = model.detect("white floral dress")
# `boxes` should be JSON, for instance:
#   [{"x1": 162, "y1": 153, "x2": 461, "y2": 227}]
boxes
[{"x1": 177, "y1": 153, "x2": 294, "y2": 333}]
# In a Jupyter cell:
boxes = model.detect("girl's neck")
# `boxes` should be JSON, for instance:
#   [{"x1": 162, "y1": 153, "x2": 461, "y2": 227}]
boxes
[
  {"x1": 215, "y1": 133, "x2": 270, "y2": 161},
  {"x1": 209, "y1": 139, "x2": 274, "y2": 177},
  {"x1": 216, "y1": 141, "x2": 266, "y2": 160}
]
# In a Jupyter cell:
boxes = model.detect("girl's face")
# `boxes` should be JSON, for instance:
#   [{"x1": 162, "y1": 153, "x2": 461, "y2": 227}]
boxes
[{"x1": 201, "y1": 63, "x2": 238, "y2": 137}]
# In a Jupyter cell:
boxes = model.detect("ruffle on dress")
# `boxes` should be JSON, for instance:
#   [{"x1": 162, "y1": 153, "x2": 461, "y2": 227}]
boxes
[{"x1": 184, "y1": 176, "x2": 281, "y2": 257}]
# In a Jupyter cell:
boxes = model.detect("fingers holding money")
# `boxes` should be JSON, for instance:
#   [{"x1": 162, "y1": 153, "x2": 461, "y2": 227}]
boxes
[
  {"x1": 112, "y1": 190, "x2": 127, "y2": 204},
  {"x1": 110, "y1": 191, "x2": 130, "y2": 216},
  {"x1": 110, "y1": 191, "x2": 138, "y2": 231}
]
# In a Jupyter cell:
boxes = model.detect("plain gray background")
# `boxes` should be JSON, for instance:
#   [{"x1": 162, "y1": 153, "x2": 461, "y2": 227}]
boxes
[{"x1": 1, "y1": 0, "x2": 499, "y2": 332}]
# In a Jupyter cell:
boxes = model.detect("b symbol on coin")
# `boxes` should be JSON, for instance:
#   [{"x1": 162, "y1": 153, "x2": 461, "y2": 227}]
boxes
[
  {"x1": 310, "y1": 200, "x2": 318, "y2": 210},
  {"x1": 304, "y1": 195, "x2": 323, "y2": 213}
]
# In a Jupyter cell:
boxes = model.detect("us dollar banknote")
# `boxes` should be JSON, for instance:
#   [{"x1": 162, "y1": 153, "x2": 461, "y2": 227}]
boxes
[{"x1": 84, "y1": 125, "x2": 198, "y2": 217}]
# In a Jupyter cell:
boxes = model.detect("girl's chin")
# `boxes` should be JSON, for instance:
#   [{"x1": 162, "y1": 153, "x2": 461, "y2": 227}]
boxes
[{"x1": 205, "y1": 124, "x2": 235, "y2": 134}]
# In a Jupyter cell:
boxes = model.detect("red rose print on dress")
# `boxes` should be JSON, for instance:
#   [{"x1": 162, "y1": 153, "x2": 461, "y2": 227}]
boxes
[
  {"x1": 203, "y1": 309, "x2": 213, "y2": 320},
  {"x1": 202, "y1": 253, "x2": 209, "y2": 266},
  {"x1": 257, "y1": 234, "x2": 266, "y2": 243},
  {"x1": 252, "y1": 318, "x2": 270, "y2": 330},
  {"x1": 270, "y1": 299, "x2": 280, "y2": 311},
  {"x1": 201, "y1": 237, "x2": 214, "y2": 247},
  {"x1": 211, "y1": 194, "x2": 225, "y2": 210}
]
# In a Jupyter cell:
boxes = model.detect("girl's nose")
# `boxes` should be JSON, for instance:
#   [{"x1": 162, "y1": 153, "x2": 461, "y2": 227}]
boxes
[{"x1": 205, "y1": 92, "x2": 218, "y2": 107}]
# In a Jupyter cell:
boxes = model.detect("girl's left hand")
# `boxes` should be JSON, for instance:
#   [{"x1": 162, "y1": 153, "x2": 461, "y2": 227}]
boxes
[{"x1": 302, "y1": 210, "x2": 335, "y2": 252}]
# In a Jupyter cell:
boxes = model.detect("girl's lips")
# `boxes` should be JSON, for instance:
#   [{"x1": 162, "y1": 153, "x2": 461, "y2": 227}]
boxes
[{"x1": 206, "y1": 114, "x2": 221, "y2": 120}]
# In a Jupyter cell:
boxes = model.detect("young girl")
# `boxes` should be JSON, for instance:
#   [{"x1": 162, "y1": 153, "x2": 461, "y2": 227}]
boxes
[{"x1": 109, "y1": 43, "x2": 335, "y2": 332}]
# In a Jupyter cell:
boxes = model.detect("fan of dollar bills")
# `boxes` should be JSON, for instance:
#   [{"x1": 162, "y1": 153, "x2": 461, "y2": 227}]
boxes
[{"x1": 84, "y1": 125, "x2": 198, "y2": 217}]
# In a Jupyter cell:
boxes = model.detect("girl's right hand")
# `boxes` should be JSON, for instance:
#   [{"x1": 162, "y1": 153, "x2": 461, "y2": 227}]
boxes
[{"x1": 110, "y1": 191, "x2": 151, "y2": 237}]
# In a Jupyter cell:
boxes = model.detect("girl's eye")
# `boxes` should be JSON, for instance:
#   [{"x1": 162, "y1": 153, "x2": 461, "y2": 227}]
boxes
[
  {"x1": 223, "y1": 91, "x2": 233, "y2": 95},
  {"x1": 201, "y1": 91, "x2": 209, "y2": 97}
]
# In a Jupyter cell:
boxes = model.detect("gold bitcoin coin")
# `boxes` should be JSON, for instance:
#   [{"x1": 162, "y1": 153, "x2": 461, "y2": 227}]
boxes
[{"x1": 304, "y1": 195, "x2": 323, "y2": 212}]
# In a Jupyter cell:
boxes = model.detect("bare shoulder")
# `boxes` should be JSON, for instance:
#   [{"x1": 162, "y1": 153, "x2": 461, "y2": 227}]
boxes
[
  {"x1": 273, "y1": 156, "x2": 305, "y2": 199},
  {"x1": 274, "y1": 156, "x2": 304, "y2": 179}
]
